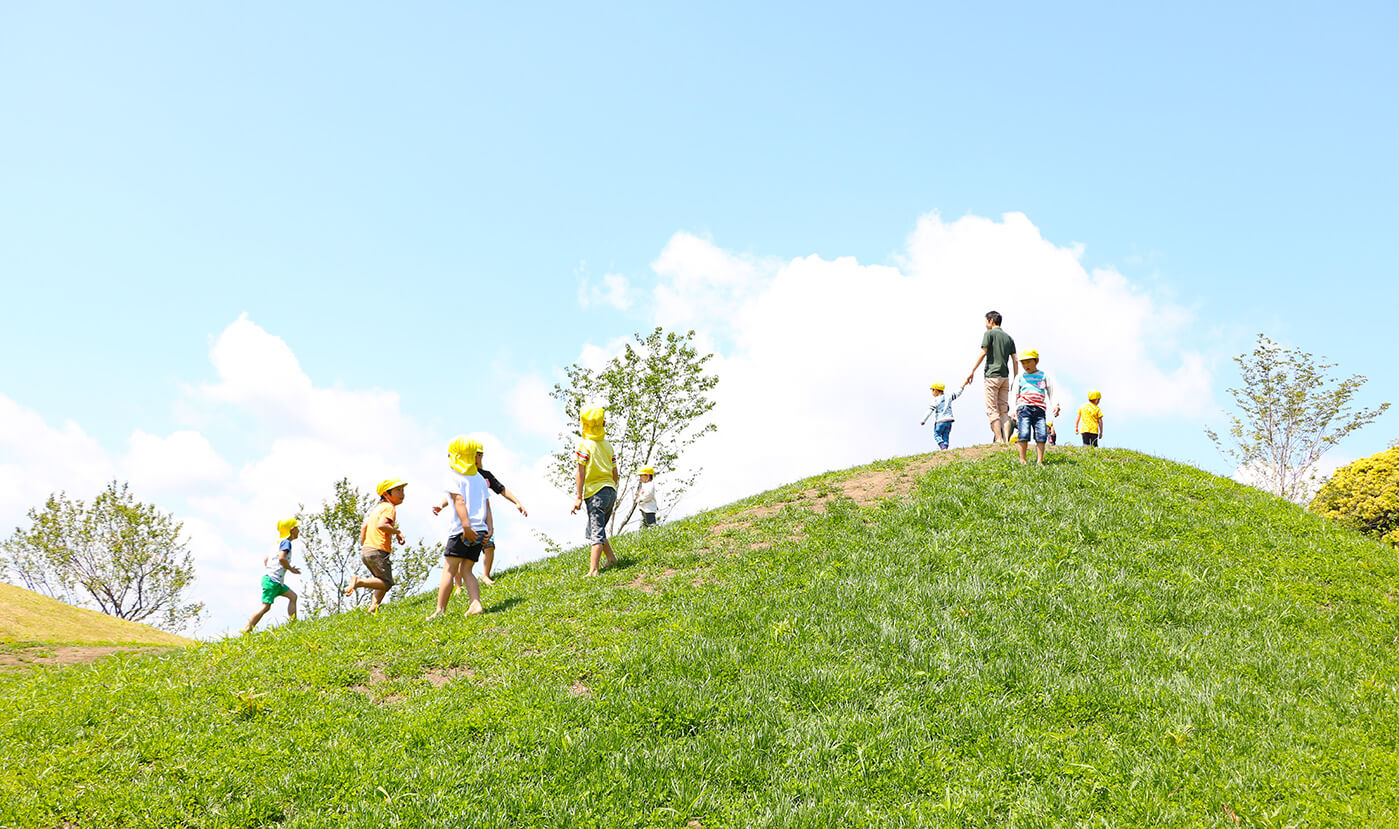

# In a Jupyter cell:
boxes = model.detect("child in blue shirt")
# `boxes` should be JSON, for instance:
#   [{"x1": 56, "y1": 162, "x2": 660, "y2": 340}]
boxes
[{"x1": 920, "y1": 381, "x2": 968, "y2": 450}]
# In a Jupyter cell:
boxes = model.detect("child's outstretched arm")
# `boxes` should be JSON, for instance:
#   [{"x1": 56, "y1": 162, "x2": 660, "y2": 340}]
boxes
[
  {"x1": 500, "y1": 488, "x2": 528, "y2": 516},
  {"x1": 431, "y1": 495, "x2": 450, "y2": 516}
]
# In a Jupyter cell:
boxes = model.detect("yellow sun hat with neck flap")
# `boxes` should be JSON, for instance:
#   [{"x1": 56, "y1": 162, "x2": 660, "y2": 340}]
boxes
[
  {"x1": 276, "y1": 517, "x2": 299, "y2": 539},
  {"x1": 580, "y1": 407, "x2": 606, "y2": 440},
  {"x1": 447, "y1": 436, "x2": 483, "y2": 476}
]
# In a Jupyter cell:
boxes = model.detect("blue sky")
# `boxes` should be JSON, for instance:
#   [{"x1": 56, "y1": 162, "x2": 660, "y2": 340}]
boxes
[{"x1": 2, "y1": 2, "x2": 1395, "y2": 635}]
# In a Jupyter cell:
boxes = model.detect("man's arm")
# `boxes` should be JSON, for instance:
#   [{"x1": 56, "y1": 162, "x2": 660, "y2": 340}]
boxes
[
  {"x1": 451, "y1": 492, "x2": 477, "y2": 542},
  {"x1": 964, "y1": 347, "x2": 988, "y2": 387}
]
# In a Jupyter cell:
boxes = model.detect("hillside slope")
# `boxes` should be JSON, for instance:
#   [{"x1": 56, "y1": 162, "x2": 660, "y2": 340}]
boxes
[
  {"x1": 2, "y1": 448, "x2": 1398, "y2": 828},
  {"x1": 0, "y1": 581, "x2": 195, "y2": 646}
]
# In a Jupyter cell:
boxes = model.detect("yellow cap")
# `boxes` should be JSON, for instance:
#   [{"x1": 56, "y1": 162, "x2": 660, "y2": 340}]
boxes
[
  {"x1": 276, "y1": 517, "x2": 299, "y2": 540},
  {"x1": 376, "y1": 478, "x2": 408, "y2": 496},
  {"x1": 1088, "y1": 389, "x2": 1102, "y2": 401},
  {"x1": 447, "y1": 436, "x2": 482, "y2": 476},
  {"x1": 581, "y1": 407, "x2": 606, "y2": 440},
  {"x1": 1019, "y1": 349, "x2": 1040, "y2": 361},
  {"x1": 639, "y1": 466, "x2": 656, "y2": 476},
  {"x1": 929, "y1": 382, "x2": 946, "y2": 391}
]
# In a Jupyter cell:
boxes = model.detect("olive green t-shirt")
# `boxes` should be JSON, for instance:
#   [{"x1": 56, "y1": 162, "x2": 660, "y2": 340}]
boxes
[{"x1": 980, "y1": 327, "x2": 1017, "y2": 378}]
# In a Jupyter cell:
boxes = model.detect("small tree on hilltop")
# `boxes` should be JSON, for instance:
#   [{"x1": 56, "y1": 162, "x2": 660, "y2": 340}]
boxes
[
  {"x1": 0, "y1": 482, "x2": 203, "y2": 632},
  {"x1": 1206, "y1": 334, "x2": 1389, "y2": 503},
  {"x1": 549, "y1": 327, "x2": 718, "y2": 534},
  {"x1": 1308, "y1": 446, "x2": 1399, "y2": 546},
  {"x1": 296, "y1": 478, "x2": 437, "y2": 617}
]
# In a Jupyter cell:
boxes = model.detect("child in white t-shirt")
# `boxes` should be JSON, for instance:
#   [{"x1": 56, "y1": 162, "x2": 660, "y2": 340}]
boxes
[
  {"x1": 242, "y1": 518, "x2": 302, "y2": 633},
  {"x1": 636, "y1": 467, "x2": 659, "y2": 528},
  {"x1": 427, "y1": 436, "x2": 492, "y2": 619}
]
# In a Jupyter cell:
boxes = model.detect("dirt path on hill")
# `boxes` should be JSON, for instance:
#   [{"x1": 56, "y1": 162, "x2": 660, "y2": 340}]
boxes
[
  {"x1": 714, "y1": 445, "x2": 1003, "y2": 531},
  {"x1": 0, "y1": 644, "x2": 178, "y2": 672}
]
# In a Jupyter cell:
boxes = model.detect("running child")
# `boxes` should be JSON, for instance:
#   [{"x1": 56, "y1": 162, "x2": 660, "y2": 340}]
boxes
[
  {"x1": 345, "y1": 478, "x2": 406, "y2": 614},
  {"x1": 429, "y1": 436, "x2": 490, "y2": 618},
  {"x1": 570, "y1": 407, "x2": 619, "y2": 576},
  {"x1": 1014, "y1": 349, "x2": 1060, "y2": 466},
  {"x1": 242, "y1": 518, "x2": 301, "y2": 633},
  {"x1": 1076, "y1": 390, "x2": 1104, "y2": 447},
  {"x1": 431, "y1": 444, "x2": 527, "y2": 585},
  {"x1": 919, "y1": 381, "x2": 969, "y2": 450},
  {"x1": 636, "y1": 466, "x2": 659, "y2": 528}
]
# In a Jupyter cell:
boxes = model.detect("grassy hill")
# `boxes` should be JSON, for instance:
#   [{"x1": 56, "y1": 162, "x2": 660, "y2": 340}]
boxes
[
  {"x1": 0, "y1": 580, "x2": 195, "y2": 646},
  {"x1": 2, "y1": 448, "x2": 1397, "y2": 827}
]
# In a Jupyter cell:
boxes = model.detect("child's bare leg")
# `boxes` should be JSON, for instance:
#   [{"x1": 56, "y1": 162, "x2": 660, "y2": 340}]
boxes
[
  {"x1": 285, "y1": 589, "x2": 298, "y2": 621},
  {"x1": 369, "y1": 588, "x2": 388, "y2": 613},
  {"x1": 1017, "y1": 440, "x2": 1029, "y2": 464},
  {"x1": 429, "y1": 560, "x2": 458, "y2": 618},
  {"x1": 461, "y1": 567, "x2": 483, "y2": 615},
  {"x1": 1036, "y1": 442, "x2": 1047, "y2": 465},
  {"x1": 480, "y1": 544, "x2": 495, "y2": 584},
  {"x1": 243, "y1": 604, "x2": 272, "y2": 633},
  {"x1": 602, "y1": 539, "x2": 616, "y2": 565},
  {"x1": 587, "y1": 543, "x2": 603, "y2": 577}
]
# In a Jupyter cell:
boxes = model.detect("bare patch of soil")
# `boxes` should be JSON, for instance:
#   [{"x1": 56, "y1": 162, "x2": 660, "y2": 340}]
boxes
[
  {"x1": 712, "y1": 447, "x2": 999, "y2": 532},
  {"x1": 628, "y1": 568, "x2": 682, "y2": 593},
  {"x1": 423, "y1": 666, "x2": 474, "y2": 687},
  {"x1": 568, "y1": 680, "x2": 592, "y2": 697},
  {"x1": 0, "y1": 644, "x2": 176, "y2": 672}
]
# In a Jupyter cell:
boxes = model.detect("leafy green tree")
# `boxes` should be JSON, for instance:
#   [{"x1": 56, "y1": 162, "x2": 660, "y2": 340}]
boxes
[
  {"x1": 549, "y1": 327, "x2": 719, "y2": 533},
  {"x1": 1206, "y1": 334, "x2": 1389, "y2": 503},
  {"x1": 0, "y1": 481, "x2": 203, "y2": 632},
  {"x1": 1309, "y1": 446, "x2": 1399, "y2": 546},
  {"x1": 295, "y1": 478, "x2": 437, "y2": 616}
]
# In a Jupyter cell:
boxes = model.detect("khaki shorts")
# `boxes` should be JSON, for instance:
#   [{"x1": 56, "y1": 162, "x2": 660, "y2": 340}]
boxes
[
  {"x1": 360, "y1": 546, "x2": 395, "y2": 588},
  {"x1": 984, "y1": 377, "x2": 1011, "y2": 424}
]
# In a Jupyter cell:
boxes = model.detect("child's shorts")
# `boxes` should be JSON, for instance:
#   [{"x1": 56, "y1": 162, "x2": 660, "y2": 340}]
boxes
[
  {"x1": 1082, "y1": 432, "x2": 1100, "y2": 447},
  {"x1": 1016, "y1": 405, "x2": 1048, "y2": 444},
  {"x1": 444, "y1": 532, "x2": 486, "y2": 562},
  {"x1": 586, "y1": 487, "x2": 617, "y2": 544},
  {"x1": 641, "y1": 510, "x2": 658, "y2": 527},
  {"x1": 360, "y1": 546, "x2": 395, "y2": 588},
  {"x1": 260, "y1": 575, "x2": 290, "y2": 604}
]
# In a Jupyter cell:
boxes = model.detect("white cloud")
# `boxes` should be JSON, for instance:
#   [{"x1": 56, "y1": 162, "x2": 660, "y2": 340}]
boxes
[
  {"x1": 633, "y1": 211, "x2": 1215, "y2": 512},
  {"x1": 124, "y1": 430, "x2": 232, "y2": 494},
  {"x1": 578, "y1": 272, "x2": 635, "y2": 311}
]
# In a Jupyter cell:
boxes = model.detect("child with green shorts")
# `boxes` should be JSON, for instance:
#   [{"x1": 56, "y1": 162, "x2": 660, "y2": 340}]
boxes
[{"x1": 242, "y1": 517, "x2": 301, "y2": 633}]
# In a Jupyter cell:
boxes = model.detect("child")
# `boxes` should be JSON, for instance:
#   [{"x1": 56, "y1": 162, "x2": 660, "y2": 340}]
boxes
[
  {"x1": 636, "y1": 466, "x2": 659, "y2": 527},
  {"x1": 242, "y1": 518, "x2": 301, "y2": 633},
  {"x1": 1014, "y1": 350, "x2": 1060, "y2": 466},
  {"x1": 1047, "y1": 421, "x2": 1058, "y2": 446},
  {"x1": 429, "y1": 436, "x2": 490, "y2": 618},
  {"x1": 570, "y1": 407, "x2": 619, "y2": 576},
  {"x1": 919, "y1": 382, "x2": 968, "y2": 450},
  {"x1": 345, "y1": 478, "x2": 406, "y2": 614},
  {"x1": 1076, "y1": 389, "x2": 1104, "y2": 447},
  {"x1": 431, "y1": 444, "x2": 527, "y2": 585}
]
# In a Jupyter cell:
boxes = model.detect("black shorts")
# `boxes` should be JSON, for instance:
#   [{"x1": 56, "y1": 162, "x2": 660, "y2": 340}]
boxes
[
  {"x1": 1082, "y1": 432, "x2": 1100, "y2": 447},
  {"x1": 444, "y1": 532, "x2": 485, "y2": 562},
  {"x1": 641, "y1": 511, "x2": 658, "y2": 527}
]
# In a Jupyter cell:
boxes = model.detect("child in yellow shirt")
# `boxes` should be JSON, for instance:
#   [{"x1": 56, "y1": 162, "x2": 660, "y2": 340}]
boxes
[
  {"x1": 569, "y1": 407, "x2": 619, "y2": 576},
  {"x1": 1075, "y1": 390, "x2": 1104, "y2": 447},
  {"x1": 345, "y1": 478, "x2": 406, "y2": 614}
]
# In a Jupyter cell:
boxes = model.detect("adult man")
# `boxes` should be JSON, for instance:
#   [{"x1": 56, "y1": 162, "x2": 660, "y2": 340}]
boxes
[{"x1": 963, "y1": 310, "x2": 1018, "y2": 444}]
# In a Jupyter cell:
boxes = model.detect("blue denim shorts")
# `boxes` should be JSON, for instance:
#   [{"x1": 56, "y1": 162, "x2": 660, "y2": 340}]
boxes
[
  {"x1": 585, "y1": 486, "x2": 617, "y2": 544},
  {"x1": 933, "y1": 421, "x2": 953, "y2": 449},
  {"x1": 1017, "y1": 405, "x2": 1048, "y2": 444}
]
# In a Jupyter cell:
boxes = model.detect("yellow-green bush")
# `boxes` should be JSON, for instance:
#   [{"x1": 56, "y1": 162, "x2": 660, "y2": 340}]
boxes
[{"x1": 1309, "y1": 446, "x2": 1399, "y2": 546}]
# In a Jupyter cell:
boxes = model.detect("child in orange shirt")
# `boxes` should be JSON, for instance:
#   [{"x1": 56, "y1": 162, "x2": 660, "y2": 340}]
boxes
[{"x1": 345, "y1": 478, "x2": 406, "y2": 614}]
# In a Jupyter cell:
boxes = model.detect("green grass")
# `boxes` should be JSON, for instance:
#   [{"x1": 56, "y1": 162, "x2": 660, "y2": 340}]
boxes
[
  {"x1": 0, "y1": 580, "x2": 195, "y2": 647},
  {"x1": 3, "y1": 448, "x2": 1398, "y2": 827}
]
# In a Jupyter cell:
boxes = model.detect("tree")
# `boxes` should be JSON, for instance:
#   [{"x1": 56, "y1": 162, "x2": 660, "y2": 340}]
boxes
[
  {"x1": 549, "y1": 327, "x2": 719, "y2": 534},
  {"x1": 1206, "y1": 334, "x2": 1389, "y2": 503},
  {"x1": 1308, "y1": 446, "x2": 1399, "y2": 546},
  {"x1": 0, "y1": 481, "x2": 203, "y2": 632},
  {"x1": 295, "y1": 478, "x2": 438, "y2": 616}
]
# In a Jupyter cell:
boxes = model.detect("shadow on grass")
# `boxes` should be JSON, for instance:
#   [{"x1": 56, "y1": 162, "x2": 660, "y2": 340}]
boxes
[
  {"x1": 605, "y1": 557, "x2": 638, "y2": 573},
  {"x1": 486, "y1": 596, "x2": 527, "y2": 615}
]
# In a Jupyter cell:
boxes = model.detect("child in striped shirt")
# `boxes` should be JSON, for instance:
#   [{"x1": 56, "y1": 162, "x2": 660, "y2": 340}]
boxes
[{"x1": 1014, "y1": 350, "x2": 1059, "y2": 466}]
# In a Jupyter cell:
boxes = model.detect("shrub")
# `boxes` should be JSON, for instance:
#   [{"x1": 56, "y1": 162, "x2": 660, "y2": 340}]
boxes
[{"x1": 1309, "y1": 446, "x2": 1399, "y2": 546}]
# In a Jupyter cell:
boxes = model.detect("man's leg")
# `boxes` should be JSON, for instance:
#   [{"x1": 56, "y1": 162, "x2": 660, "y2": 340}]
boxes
[{"x1": 984, "y1": 379, "x2": 1001, "y2": 442}]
